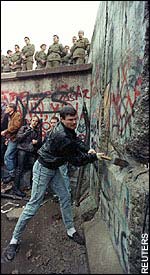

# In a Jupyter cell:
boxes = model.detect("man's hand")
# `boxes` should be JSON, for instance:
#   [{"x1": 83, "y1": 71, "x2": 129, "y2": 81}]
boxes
[
  {"x1": 88, "y1": 149, "x2": 96, "y2": 154},
  {"x1": 1, "y1": 130, "x2": 7, "y2": 136},
  {"x1": 96, "y1": 152, "x2": 105, "y2": 160},
  {"x1": 32, "y1": 139, "x2": 38, "y2": 144}
]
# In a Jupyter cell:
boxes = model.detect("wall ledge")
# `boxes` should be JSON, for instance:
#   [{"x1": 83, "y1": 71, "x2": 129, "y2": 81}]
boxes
[{"x1": 1, "y1": 63, "x2": 92, "y2": 81}]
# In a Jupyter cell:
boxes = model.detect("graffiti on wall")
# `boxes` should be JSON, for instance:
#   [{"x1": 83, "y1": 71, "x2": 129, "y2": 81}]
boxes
[
  {"x1": 110, "y1": 55, "x2": 142, "y2": 139},
  {"x1": 1, "y1": 84, "x2": 90, "y2": 139},
  {"x1": 101, "y1": 165, "x2": 129, "y2": 273},
  {"x1": 90, "y1": 54, "x2": 143, "y2": 151}
]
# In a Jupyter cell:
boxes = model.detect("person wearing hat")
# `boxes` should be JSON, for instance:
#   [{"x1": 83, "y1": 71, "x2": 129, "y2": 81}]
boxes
[
  {"x1": 1, "y1": 103, "x2": 22, "y2": 183},
  {"x1": 71, "y1": 30, "x2": 90, "y2": 64},
  {"x1": 34, "y1": 44, "x2": 47, "y2": 69},
  {"x1": 46, "y1": 35, "x2": 65, "y2": 68}
]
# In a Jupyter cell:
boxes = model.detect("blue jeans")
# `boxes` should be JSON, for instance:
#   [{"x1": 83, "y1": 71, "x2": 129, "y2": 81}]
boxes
[
  {"x1": 12, "y1": 160, "x2": 73, "y2": 241},
  {"x1": 4, "y1": 140, "x2": 17, "y2": 177},
  {"x1": 59, "y1": 164, "x2": 71, "y2": 193}
]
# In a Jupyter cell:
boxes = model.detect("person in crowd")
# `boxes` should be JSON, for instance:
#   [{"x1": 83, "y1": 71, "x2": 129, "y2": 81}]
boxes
[
  {"x1": 69, "y1": 36, "x2": 77, "y2": 64},
  {"x1": 21, "y1": 37, "x2": 35, "y2": 71},
  {"x1": 43, "y1": 116, "x2": 60, "y2": 200},
  {"x1": 1, "y1": 50, "x2": 6, "y2": 72},
  {"x1": 61, "y1": 45, "x2": 70, "y2": 65},
  {"x1": 10, "y1": 45, "x2": 22, "y2": 72},
  {"x1": 1, "y1": 106, "x2": 9, "y2": 165},
  {"x1": 34, "y1": 44, "x2": 47, "y2": 69},
  {"x1": 3, "y1": 105, "x2": 104, "y2": 261},
  {"x1": 72, "y1": 30, "x2": 90, "y2": 64},
  {"x1": 2, "y1": 50, "x2": 13, "y2": 72},
  {"x1": 12, "y1": 115, "x2": 42, "y2": 197},
  {"x1": 44, "y1": 115, "x2": 71, "y2": 201},
  {"x1": 1, "y1": 103, "x2": 22, "y2": 184},
  {"x1": 46, "y1": 35, "x2": 65, "y2": 68}
]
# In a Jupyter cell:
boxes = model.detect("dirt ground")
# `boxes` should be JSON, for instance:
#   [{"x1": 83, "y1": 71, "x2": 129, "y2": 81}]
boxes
[{"x1": 1, "y1": 195, "x2": 90, "y2": 274}]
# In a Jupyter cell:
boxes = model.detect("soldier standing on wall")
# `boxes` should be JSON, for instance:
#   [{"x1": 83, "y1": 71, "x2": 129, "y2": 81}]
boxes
[
  {"x1": 1, "y1": 50, "x2": 6, "y2": 72},
  {"x1": 21, "y1": 37, "x2": 35, "y2": 71},
  {"x1": 10, "y1": 45, "x2": 22, "y2": 72},
  {"x1": 34, "y1": 44, "x2": 47, "y2": 69},
  {"x1": 69, "y1": 36, "x2": 77, "y2": 65},
  {"x1": 61, "y1": 45, "x2": 70, "y2": 66},
  {"x1": 46, "y1": 35, "x2": 65, "y2": 68},
  {"x1": 72, "y1": 30, "x2": 90, "y2": 64},
  {"x1": 2, "y1": 50, "x2": 13, "y2": 73}
]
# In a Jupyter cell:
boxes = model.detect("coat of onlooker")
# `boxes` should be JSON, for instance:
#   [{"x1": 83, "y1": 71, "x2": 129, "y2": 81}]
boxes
[
  {"x1": 1, "y1": 106, "x2": 9, "y2": 165},
  {"x1": 1, "y1": 103, "x2": 22, "y2": 183},
  {"x1": 13, "y1": 115, "x2": 42, "y2": 197}
]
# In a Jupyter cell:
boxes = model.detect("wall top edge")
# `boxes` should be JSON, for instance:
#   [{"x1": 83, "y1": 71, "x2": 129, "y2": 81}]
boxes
[{"x1": 1, "y1": 63, "x2": 92, "y2": 81}]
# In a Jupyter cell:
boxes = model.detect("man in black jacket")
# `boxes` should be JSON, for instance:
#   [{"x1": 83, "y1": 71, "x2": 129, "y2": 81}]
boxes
[{"x1": 3, "y1": 106, "x2": 104, "y2": 261}]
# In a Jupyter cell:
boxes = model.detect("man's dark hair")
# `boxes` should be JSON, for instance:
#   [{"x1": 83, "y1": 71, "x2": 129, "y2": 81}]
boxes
[
  {"x1": 50, "y1": 116, "x2": 59, "y2": 122},
  {"x1": 60, "y1": 106, "x2": 77, "y2": 119},
  {"x1": 40, "y1": 44, "x2": 46, "y2": 48},
  {"x1": 7, "y1": 50, "x2": 12, "y2": 54},
  {"x1": 24, "y1": 37, "x2": 30, "y2": 40},
  {"x1": 8, "y1": 103, "x2": 17, "y2": 112},
  {"x1": 53, "y1": 35, "x2": 59, "y2": 39},
  {"x1": 15, "y1": 44, "x2": 20, "y2": 49}
]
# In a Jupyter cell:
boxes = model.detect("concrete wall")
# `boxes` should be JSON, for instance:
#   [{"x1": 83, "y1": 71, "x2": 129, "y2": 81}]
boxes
[
  {"x1": 1, "y1": 65, "x2": 92, "y2": 140},
  {"x1": 89, "y1": 1, "x2": 149, "y2": 274},
  {"x1": 1, "y1": 2, "x2": 149, "y2": 274},
  {"x1": 1, "y1": 65, "x2": 92, "y2": 193}
]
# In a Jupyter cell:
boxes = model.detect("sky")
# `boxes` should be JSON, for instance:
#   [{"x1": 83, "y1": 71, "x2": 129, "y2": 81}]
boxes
[{"x1": 1, "y1": 1, "x2": 100, "y2": 55}]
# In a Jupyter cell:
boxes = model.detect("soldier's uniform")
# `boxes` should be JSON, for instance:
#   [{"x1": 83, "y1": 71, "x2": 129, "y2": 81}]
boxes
[
  {"x1": 69, "y1": 43, "x2": 77, "y2": 64},
  {"x1": 21, "y1": 44, "x2": 35, "y2": 71},
  {"x1": 46, "y1": 43, "x2": 65, "y2": 68},
  {"x1": 34, "y1": 50, "x2": 47, "y2": 69},
  {"x1": 72, "y1": 37, "x2": 90, "y2": 64},
  {"x1": 1, "y1": 55, "x2": 5, "y2": 72},
  {"x1": 10, "y1": 51, "x2": 22, "y2": 72},
  {"x1": 61, "y1": 46, "x2": 70, "y2": 66},
  {"x1": 2, "y1": 56, "x2": 12, "y2": 72}
]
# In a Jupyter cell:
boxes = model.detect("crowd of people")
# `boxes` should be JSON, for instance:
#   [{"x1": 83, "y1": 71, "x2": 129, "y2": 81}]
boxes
[
  {"x1": 1, "y1": 103, "x2": 104, "y2": 262},
  {"x1": 1, "y1": 30, "x2": 90, "y2": 72}
]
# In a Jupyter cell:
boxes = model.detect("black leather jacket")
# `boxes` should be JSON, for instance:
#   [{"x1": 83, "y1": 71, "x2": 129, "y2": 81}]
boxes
[
  {"x1": 38, "y1": 122, "x2": 98, "y2": 169},
  {"x1": 16, "y1": 125, "x2": 42, "y2": 153}
]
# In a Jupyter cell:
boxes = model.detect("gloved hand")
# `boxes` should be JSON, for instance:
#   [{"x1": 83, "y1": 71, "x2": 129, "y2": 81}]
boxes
[{"x1": 96, "y1": 152, "x2": 105, "y2": 160}]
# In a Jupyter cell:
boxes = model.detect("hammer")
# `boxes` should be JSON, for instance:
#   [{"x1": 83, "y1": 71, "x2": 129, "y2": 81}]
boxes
[{"x1": 98, "y1": 154, "x2": 129, "y2": 168}]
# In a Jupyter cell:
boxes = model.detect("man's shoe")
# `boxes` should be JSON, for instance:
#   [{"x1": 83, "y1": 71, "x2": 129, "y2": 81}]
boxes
[
  {"x1": 13, "y1": 188, "x2": 26, "y2": 198},
  {"x1": 3, "y1": 243, "x2": 19, "y2": 261},
  {"x1": 3, "y1": 176, "x2": 15, "y2": 184},
  {"x1": 68, "y1": 231, "x2": 85, "y2": 245}
]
